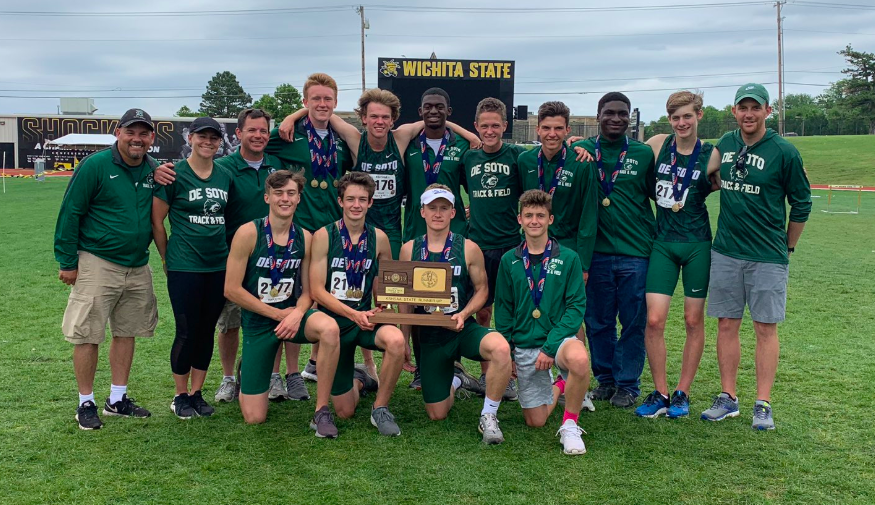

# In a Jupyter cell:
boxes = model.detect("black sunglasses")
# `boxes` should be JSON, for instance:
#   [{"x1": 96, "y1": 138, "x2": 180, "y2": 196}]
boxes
[{"x1": 735, "y1": 145, "x2": 749, "y2": 177}]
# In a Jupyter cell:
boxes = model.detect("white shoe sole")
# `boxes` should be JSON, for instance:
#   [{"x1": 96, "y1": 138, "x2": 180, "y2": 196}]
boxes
[
  {"x1": 75, "y1": 414, "x2": 102, "y2": 430},
  {"x1": 170, "y1": 403, "x2": 193, "y2": 420},
  {"x1": 702, "y1": 410, "x2": 740, "y2": 421},
  {"x1": 478, "y1": 425, "x2": 504, "y2": 445},
  {"x1": 301, "y1": 371, "x2": 318, "y2": 382},
  {"x1": 370, "y1": 415, "x2": 402, "y2": 436},
  {"x1": 309, "y1": 422, "x2": 337, "y2": 439},
  {"x1": 636, "y1": 407, "x2": 668, "y2": 419},
  {"x1": 563, "y1": 445, "x2": 587, "y2": 455}
]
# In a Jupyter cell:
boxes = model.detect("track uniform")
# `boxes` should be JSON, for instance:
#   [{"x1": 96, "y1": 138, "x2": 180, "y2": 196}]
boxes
[
  {"x1": 403, "y1": 129, "x2": 469, "y2": 241},
  {"x1": 239, "y1": 218, "x2": 314, "y2": 395},
  {"x1": 318, "y1": 222, "x2": 382, "y2": 396},
  {"x1": 354, "y1": 132, "x2": 405, "y2": 259},
  {"x1": 463, "y1": 143, "x2": 527, "y2": 306},
  {"x1": 493, "y1": 240, "x2": 586, "y2": 408},
  {"x1": 413, "y1": 233, "x2": 492, "y2": 404},
  {"x1": 646, "y1": 135, "x2": 715, "y2": 298}
]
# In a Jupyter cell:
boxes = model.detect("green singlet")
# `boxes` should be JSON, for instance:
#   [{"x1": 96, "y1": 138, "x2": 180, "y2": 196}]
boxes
[
  {"x1": 354, "y1": 131, "x2": 405, "y2": 258},
  {"x1": 319, "y1": 221, "x2": 379, "y2": 330},
  {"x1": 653, "y1": 134, "x2": 714, "y2": 243}
]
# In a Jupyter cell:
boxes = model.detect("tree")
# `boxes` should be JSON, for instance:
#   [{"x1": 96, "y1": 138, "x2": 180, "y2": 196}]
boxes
[
  {"x1": 174, "y1": 105, "x2": 207, "y2": 117},
  {"x1": 838, "y1": 45, "x2": 875, "y2": 134},
  {"x1": 767, "y1": 94, "x2": 827, "y2": 136},
  {"x1": 252, "y1": 83, "x2": 303, "y2": 122},
  {"x1": 199, "y1": 71, "x2": 252, "y2": 118}
]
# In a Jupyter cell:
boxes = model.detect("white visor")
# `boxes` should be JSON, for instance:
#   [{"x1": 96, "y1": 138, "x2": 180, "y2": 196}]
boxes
[{"x1": 420, "y1": 188, "x2": 455, "y2": 206}]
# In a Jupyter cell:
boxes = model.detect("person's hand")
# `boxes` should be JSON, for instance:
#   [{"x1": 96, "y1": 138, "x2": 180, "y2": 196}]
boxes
[
  {"x1": 403, "y1": 343, "x2": 416, "y2": 373},
  {"x1": 450, "y1": 313, "x2": 465, "y2": 332},
  {"x1": 154, "y1": 162, "x2": 177, "y2": 185},
  {"x1": 162, "y1": 260, "x2": 168, "y2": 276},
  {"x1": 511, "y1": 361, "x2": 518, "y2": 380},
  {"x1": 583, "y1": 271, "x2": 589, "y2": 285},
  {"x1": 574, "y1": 146, "x2": 594, "y2": 163},
  {"x1": 535, "y1": 351, "x2": 554, "y2": 371},
  {"x1": 354, "y1": 310, "x2": 376, "y2": 331},
  {"x1": 279, "y1": 115, "x2": 296, "y2": 142},
  {"x1": 465, "y1": 205, "x2": 470, "y2": 220},
  {"x1": 275, "y1": 308, "x2": 304, "y2": 340},
  {"x1": 58, "y1": 269, "x2": 78, "y2": 285},
  {"x1": 470, "y1": 139, "x2": 483, "y2": 150},
  {"x1": 567, "y1": 136, "x2": 584, "y2": 144},
  {"x1": 273, "y1": 306, "x2": 294, "y2": 322},
  {"x1": 709, "y1": 172, "x2": 721, "y2": 192}
]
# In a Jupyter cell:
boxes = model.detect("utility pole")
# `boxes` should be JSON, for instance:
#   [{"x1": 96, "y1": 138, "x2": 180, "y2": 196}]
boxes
[
  {"x1": 356, "y1": 6, "x2": 368, "y2": 92},
  {"x1": 776, "y1": 0, "x2": 785, "y2": 136}
]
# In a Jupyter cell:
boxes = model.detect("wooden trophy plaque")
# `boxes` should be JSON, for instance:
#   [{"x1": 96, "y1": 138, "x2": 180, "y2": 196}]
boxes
[{"x1": 369, "y1": 260, "x2": 456, "y2": 328}]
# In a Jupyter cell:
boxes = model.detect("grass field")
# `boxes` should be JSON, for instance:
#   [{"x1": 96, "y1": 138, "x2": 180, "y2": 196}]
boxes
[{"x1": 1, "y1": 138, "x2": 874, "y2": 504}]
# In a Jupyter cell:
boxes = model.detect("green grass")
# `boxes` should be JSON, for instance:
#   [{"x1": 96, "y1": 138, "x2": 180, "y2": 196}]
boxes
[{"x1": 2, "y1": 152, "x2": 875, "y2": 504}]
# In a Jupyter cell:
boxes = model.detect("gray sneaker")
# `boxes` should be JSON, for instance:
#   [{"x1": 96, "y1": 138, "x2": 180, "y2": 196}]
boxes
[
  {"x1": 214, "y1": 377, "x2": 237, "y2": 403},
  {"x1": 477, "y1": 373, "x2": 487, "y2": 394},
  {"x1": 752, "y1": 401, "x2": 776, "y2": 431},
  {"x1": 268, "y1": 373, "x2": 289, "y2": 401},
  {"x1": 310, "y1": 406, "x2": 338, "y2": 438},
  {"x1": 285, "y1": 372, "x2": 310, "y2": 401},
  {"x1": 302, "y1": 361, "x2": 318, "y2": 382},
  {"x1": 370, "y1": 406, "x2": 401, "y2": 436},
  {"x1": 478, "y1": 413, "x2": 504, "y2": 445},
  {"x1": 581, "y1": 391, "x2": 596, "y2": 412},
  {"x1": 354, "y1": 364, "x2": 379, "y2": 395},
  {"x1": 503, "y1": 378, "x2": 518, "y2": 402},
  {"x1": 454, "y1": 362, "x2": 484, "y2": 396},
  {"x1": 701, "y1": 392, "x2": 740, "y2": 421}
]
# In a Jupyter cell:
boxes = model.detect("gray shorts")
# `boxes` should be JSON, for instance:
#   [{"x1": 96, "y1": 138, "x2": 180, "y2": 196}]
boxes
[
  {"x1": 707, "y1": 250, "x2": 789, "y2": 323},
  {"x1": 514, "y1": 337, "x2": 575, "y2": 409},
  {"x1": 216, "y1": 300, "x2": 241, "y2": 333}
]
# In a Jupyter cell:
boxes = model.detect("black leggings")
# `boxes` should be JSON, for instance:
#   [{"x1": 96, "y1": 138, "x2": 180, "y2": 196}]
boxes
[{"x1": 167, "y1": 270, "x2": 226, "y2": 375}]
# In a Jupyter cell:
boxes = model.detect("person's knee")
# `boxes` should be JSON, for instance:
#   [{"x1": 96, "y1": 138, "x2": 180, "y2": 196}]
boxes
[
  {"x1": 684, "y1": 312, "x2": 703, "y2": 334},
  {"x1": 316, "y1": 322, "x2": 340, "y2": 348},
  {"x1": 242, "y1": 409, "x2": 267, "y2": 424},
  {"x1": 381, "y1": 330, "x2": 406, "y2": 355},
  {"x1": 523, "y1": 412, "x2": 547, "y2": 427},
  {"x1": 565, "y1": 350, "x2": 591, "y2": 376},
  {"x1": 646, "y1": 313, "x2": 666, "y2": 333},
  {"x1": 335, "y1": 403, "x2": 356, "y2": 419},
  {"x1": 427, "y1": 409, "x2": 448, "y2": 421},
  {"x1": 752, "y1": 322, "x2": 778, "y2": 341},
  {"x1": 485, "y1": 336, "x2": 511, "y2": 363}
]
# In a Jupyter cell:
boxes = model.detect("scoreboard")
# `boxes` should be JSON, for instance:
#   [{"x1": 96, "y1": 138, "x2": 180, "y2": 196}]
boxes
[{"x1": 377, "y1": 57, "x2": 515, "y2": 137}]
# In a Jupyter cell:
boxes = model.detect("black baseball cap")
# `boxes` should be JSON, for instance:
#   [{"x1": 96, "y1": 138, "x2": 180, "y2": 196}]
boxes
[
  {"x1": 119, "y1": 108, "x2": 154, "y2": 130},
  {"x1": 189, "y1": 117, "x2": 223, "y2": 135}
]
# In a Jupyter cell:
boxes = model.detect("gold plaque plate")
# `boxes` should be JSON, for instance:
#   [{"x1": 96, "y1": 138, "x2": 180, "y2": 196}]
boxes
[
  {"x1": 386, "y1": 286, "x2": 405, "y2": 294},
  {"x1": 413, "y1": 267, "x2": 447, "y2": 292}
]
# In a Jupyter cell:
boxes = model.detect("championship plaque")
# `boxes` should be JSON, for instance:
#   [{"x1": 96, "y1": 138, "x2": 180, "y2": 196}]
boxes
[{"x1": 369, "y1": 260, "x2": 456, "y2": 328}]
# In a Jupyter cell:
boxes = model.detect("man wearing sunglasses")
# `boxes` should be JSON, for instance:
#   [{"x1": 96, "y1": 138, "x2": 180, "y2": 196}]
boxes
[{"x1": 701, "y1": 83, "x2": 811, "y2": 431}]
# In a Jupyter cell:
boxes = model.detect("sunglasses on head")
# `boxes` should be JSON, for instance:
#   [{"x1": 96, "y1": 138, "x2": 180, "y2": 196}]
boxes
[{"x1": 735, "y1": 145, "x2": 749, "y2": 177}]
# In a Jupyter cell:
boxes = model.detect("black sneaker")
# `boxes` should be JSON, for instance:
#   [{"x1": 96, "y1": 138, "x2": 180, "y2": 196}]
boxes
[
  {"x1": 590, "y1": 384, "x2": 616, "y2": 401},
  {"x1": 103, "y1": 394, "x2": 151, "y2": 418},
  {"x1": 409, "y1": 368, "x2": 422, "y2": 390},
  {"x1": 354, "y1": 364, "x2": 379, "y2": 394},
  {"x1": 610, "y1": 389, "x2": 636, "y2": 409},
  {"x1": 190, "y1": 390, "x2": 215, "y2": 417},
  {"x1": 171, "y1": 393, "x2": 196, "y2": 420},
  {"x1": 75, "y1": 401, "x2": 103, "y2": 430}
]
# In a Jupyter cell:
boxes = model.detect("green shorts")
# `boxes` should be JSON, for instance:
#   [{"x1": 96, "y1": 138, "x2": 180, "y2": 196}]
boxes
[
  {"x1": 646, "y1": 240, "x2": 711, "y2": 298},
  {"x1": 331, "y1": 322, "x2": 383, "y2": 396},
  {"x1": 239, "y1": 309, "x2": 317, "y2": 395},
  {"x1": 419, "y1": 318, "x2": 493, "y2": 404}
]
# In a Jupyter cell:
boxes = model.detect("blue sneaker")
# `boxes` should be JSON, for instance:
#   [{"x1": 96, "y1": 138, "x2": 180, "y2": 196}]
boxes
[
  {"x1": 634, "y1": 391, "x2": 669, "y2": 418},
  {"x1": 666, "y1": 390, "x2": 690, "y2": 419},
  {"x1": 700, "y1": 392, "x2": 740, "y2": 421},
  {"x1": 752, "y1": 400, "x2": 775, "y2": 431}
]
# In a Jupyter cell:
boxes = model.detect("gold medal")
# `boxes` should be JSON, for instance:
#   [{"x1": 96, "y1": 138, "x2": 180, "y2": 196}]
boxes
[
  {"x1": 333, "y1": 180, "x2": 339, "y2": 188},
  {"x1": 310, "y1": 179, "x2": 318, "y2": 188},
  {"x1": 269, "y1": 287, "x2": 279, "y2": 297},
  {"x1": 602, "y1": 197, "x2": 610, "y2": 207},
  {"x1": 532, "y1": 308, "x2": 541, "y2": 319},
  {"x1": 320, "y1": 181, "x2": 328, "y2": 190},
  {"x1": 672, "y1": 203, "x2": 680, "y2": 213},
  {"x1": 354, "y1": 289, "x2": 364, "y2": 299},
  {"x1": 346, "y1": 288, "x2": 355, "y2": 298}
]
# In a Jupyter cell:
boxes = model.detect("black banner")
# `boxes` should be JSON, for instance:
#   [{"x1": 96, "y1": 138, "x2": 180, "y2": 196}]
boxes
[{"x1": 16, "y1": 116, "x2": 239, "y2": 169}]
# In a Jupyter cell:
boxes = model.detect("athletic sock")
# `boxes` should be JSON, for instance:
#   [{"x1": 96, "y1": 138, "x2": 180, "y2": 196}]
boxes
[
  {"x1": 223, "y1": 375, "x2": 235, "y2": 382},
  {"x1": 554, "y1": 377, "x2": 566, "y2": 395},
  {"x1": 452, "y1": 376, "x2": 462, "y2": 390},
  {"x1": 722, "y1": 391, "x2": 737, "y2": 401},
  {"x1": 308, "y1": 359, "x2": 317, "y2": 366},
  {"x1": 562, "y1": 410, "x2": 579, "y2": 425},
  {"x1": 109, "y1": 384, "x2": 127, "y2": 404},
  {"x1": 481, "y1": 396, "x2": 501, "y2": 416},
  {"x1": 79, "y1": 392, "x2": 95, "y2": 407}
]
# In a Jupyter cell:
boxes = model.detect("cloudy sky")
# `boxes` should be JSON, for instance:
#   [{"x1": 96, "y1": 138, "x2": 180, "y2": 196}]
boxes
[{"x1": 1, "y1": 0, "x2": 873, "y2": 122}]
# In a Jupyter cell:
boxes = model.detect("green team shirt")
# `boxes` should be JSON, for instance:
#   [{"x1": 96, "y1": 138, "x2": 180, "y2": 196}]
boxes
[
  {"x1": 653, "y1": 135, "x2": 714, "y2": 243},
  {"x1": 154, "y1": 160, "x2": 232, "y2": 272},
  {"x1": 518, "y1": 143, "x2": 599, "y2": 271},
  {"x1": 412, "y1": 233, "x2": 471, "y2": 338},
  {"x1": 214, "y1": 150, "x2": 283, "y2": 246},
  {"x1": 241, "y1": 218, "x2": 306, "y2": 330},
  {"x1": 576, "y1": 135, "x2": 657, "y2": 259},
  {"x1": 354, "y1": 131, "x2": 405, "y2": 245},
  {"x1": 403, "y1": 129, "x2": 470, "y2": 242},
  {"x1": 493, "y1": 241, "x2": 586, "y2": 358},
  {"x1": 463, "y1": 143, "x2": 527, "y2": 250},
  {"x1": 265, "y1": 120, "x2": 353, "y2": 232},
  {"x1": 319, "y1": 222, "x2": 379, "y2": 330},
  {"x1": 713, "y1": 128, "x2": 811, "y2": 264},
  {"x1": 54, "y1": 143, "x2": 158, "y2": 270}
]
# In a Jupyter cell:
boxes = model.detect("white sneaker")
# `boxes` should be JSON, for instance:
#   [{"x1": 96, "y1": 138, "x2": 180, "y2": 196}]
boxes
[
  {"x1": 557, "y1": 419, "x2": 587, "y2": 455},
  {"x1": 214, "y1": 377, "x2": 237, "y2": 403},
  {"x1": 478, "y1": 413, "x2": 504, "y2": 445},
  {"x1": 581, "y1": 391, "x2": 596, "y2": 412},
  {"x1": 268, "y1": 373, "x2": 289, "y2": 401}
]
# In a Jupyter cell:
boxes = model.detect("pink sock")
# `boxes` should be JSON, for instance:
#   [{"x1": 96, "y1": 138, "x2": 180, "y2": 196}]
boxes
[
  {"x1": 554, "y1": 378, "x2": 566, "y2": 395},
  {"x1": 562, "y1": 410, "x2": 579, "y2": 424}
]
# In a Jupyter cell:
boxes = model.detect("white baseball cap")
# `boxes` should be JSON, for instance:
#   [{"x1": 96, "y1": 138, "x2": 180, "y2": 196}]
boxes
[{"x1": 420, "y1": 188, "x2": 455, "y2": 206}]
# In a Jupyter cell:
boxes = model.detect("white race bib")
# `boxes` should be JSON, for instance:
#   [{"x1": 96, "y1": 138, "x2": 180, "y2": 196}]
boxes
[
  {"x1": 330, "y1": 271, "x2": 363, "y2": 302},
  {"x1": 655, "y1": 180, "x2": 689, "y2": 209},
  {"x1": 425, "y1": 287, "x2": 459, "y2": 315},
  {"x1": 258, "y1": 276, "x2": 294, "y2": 304},
  {"x1": 370, "y1": 173, "x2": 396, "y2": 199}
]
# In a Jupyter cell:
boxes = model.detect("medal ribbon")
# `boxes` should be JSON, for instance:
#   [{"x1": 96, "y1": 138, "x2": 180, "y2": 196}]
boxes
[
  {"x1": 421, "y1": 231, "x2": 454, "y2": 262},
  {"x1": 303, "y1": 116, "x2": 338, "y2": 182},
  {"x1": 595, "y1": 135, "x2": 629, "y2": 199},
  {"x1": 522, "y1": 239, "x2": 553, "y2": 311},
  {"x1": 669, "y1": 137, "x2": 702, "y2": 205},
  {"x1": 419, "y1": 128, "x2": 451, "y2": 186},
  {"x1": 537, "y1": 144, "x2": 567, "y2": 196},
  {"x1": 264, "y1": 216, "x2": 295, "y2": 290},
  {"x1": 338, "y1": 219, "x2": 369, "y2": 293}
]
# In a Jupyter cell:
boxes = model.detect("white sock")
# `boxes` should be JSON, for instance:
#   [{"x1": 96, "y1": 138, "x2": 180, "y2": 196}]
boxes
[
  {"x1": 79, "y1": 392, "x2": 95, "y2": 407},
  {"x1": 481, "y1": 396, "x2": 501, "y2": 416},
  {"x1": 109, "y1": 384, "x2": 127, "y2": 404},
  {"x1": 452, "y1": 376, "x2": 462, "y2": 390},
  {"x1": 271, "y1": 372, "x2": 281, "y2": 378},
  {"x1": 223, "y1": 375, "x2": 235, "y2": 382}
]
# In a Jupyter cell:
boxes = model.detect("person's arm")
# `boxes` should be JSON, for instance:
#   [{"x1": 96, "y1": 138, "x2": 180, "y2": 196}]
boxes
[
  {"x1": 492, "y1": 256, "x2": 515, "y2": 347},
  {"x1": 785, "y1": 152, "x2": 812, "y2": 250},
  {"x1": 707, "y1": 147, "x2": 722, "y2": 191},
  {"x1": 274, "y1": 229, "x2": 313, "y2": 339},
  {"x1": 278, "y1": 109, "x2": 309, "y2": 142},
  {"x1": 452, "y1": 239, "x2": 488, "y2": 329},
  {"x1": 308, "y1": 227, "x2": 374, "y2": 330},
  {"x1": 645, "y1": 133, "x2": 668, "y2": 160},
  {"x1": 151, "y1": 195, "x2": 170, "y2": 273},
  {"x1": 224, "y1": 222, "x2": 290, "y2": 322},
  {"x1": 576, "y1": 163, "x2": 598, "y2": 274},
  {"x1": 54, "y1": 162, "x2": 97, "y2": 284},
  {"x1": 392, "y1": 121, "x2": 424, "y2": 157},
  {"x1": 328, "y1": 114, "x2": 361, "y2": 163},
  {"x1": 542, "y1": 253, "x2": 586, "y2": 358},
  {"x1": 645, "y1": 148, "x2": 657, "y2": 201},
  {"x1": 446, "y1": 121, "x2": 481, "y2": 149}
]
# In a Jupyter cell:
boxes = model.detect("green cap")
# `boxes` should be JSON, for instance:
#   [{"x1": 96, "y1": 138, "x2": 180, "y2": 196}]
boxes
[{"x1": 734, "y1": 83, "x2": 770, "y2": 105}]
